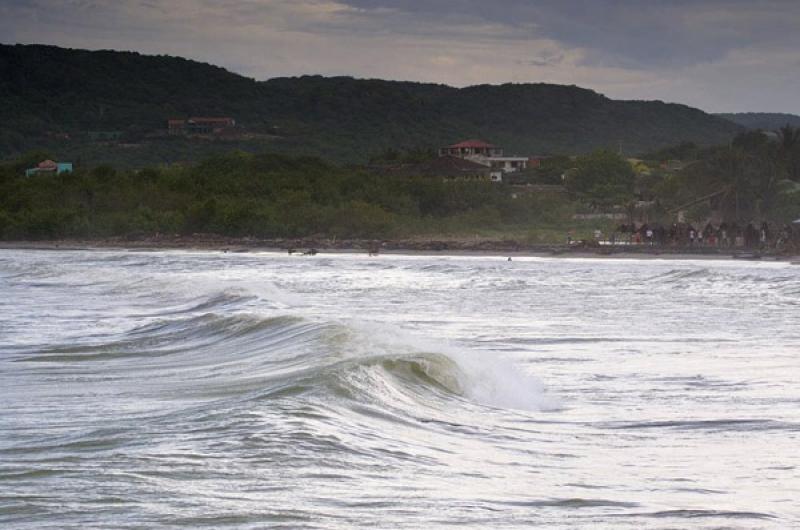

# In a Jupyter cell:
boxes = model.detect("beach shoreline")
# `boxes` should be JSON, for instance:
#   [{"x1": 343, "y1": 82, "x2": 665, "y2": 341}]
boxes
[{"x1": 1, "y1": 236, "x2": 796, "y2": 261}]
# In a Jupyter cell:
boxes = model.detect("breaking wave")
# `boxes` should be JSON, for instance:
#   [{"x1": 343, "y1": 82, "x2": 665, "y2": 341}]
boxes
[
  {"x1": 4, "y1": 249, "x2": 797, "y2": 529},
  {"x1": 22, "y1": 298, "x2": 559, "y2": 415}
]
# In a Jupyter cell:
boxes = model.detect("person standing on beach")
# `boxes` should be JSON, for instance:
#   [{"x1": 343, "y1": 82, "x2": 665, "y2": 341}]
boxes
[
  {"x1": 655, "y1": 225, "x2": 666, "y2": 246},
  {"x1": 759, "y1": 222, "x2": 770, "y2": 249},
  {"x1": 745, "y1": 223, "x2": 758, "y2": 248},
  {"x1": 731, "y1": 222, "x2": 741, "y2": 247},
  {"x1": 777, "y1": 224, "x2": 792, "y2": 251},
  {"x1": 703, "y1": 223, "x2": 715, "y2": 246}
]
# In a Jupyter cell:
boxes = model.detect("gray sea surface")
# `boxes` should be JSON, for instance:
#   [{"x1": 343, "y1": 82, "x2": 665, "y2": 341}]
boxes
[{"x1": 1, "y1": 249, "x2": 799, "y2": 529}]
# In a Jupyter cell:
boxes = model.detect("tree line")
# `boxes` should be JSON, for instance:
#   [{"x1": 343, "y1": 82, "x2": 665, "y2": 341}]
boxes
[
  {"x1": 2, "y1": 127, "x2": 798, "y2": 243},
  {"x1": 0, "y1": 151, "x2": 572, "y2": 240}
]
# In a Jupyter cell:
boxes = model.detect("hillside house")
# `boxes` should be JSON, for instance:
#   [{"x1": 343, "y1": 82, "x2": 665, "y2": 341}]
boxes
[
  {"x1": 25, "y1": 160, "x2": 73, "y2": 177},
  {"x1": 659, "y1": 159, "x2": 685, "y2": 172},
  {"x1": 487, "y1": 157, "x2": 529, "y2": 173},
  {"x1": 528, "y1": 157, "x2": 545, "y2": 169},
  {"x1": 168, "y1": 117, "x2": 236, "y2": 136},
  {"x1": 439, "y1": 139, "x2": 530, "y2": 180},
  {"x1": 439, "y1": 139, "x2": 504, "y2": 158}
]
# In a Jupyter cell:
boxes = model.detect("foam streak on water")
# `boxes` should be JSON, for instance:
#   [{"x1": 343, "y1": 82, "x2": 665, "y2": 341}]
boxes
[{"x1": 1, "y1": 249, "x2": 799, "y2": 529}]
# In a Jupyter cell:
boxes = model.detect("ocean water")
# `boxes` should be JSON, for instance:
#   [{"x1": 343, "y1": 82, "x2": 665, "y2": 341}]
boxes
[{"x1": 1, "y1": 249, "x2": 798, "y2": 529}]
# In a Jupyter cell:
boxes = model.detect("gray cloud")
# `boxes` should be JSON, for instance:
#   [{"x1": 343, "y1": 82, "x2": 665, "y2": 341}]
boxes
[
  {"x1": 338, "y1": 0, "x2": 800, "y2": 68},
  {"x1": 1, "y1": 0, "x2": 800, "y2": 113}
]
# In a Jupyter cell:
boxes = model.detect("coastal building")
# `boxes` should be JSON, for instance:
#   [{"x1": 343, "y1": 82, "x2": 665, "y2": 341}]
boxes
[
  {"x1": 659, "y1": 159, "x2": 684, "y2": 172},
  {"x1": 527, "y1": 156, "x2": 545, "y2": 169},
  {"x1": 25, "y1": 159, "x2": 73, "y2": 177},
  {"x1": 438, "y1": 139, "x2": 530, "y2": 181},
  {"x1": 168, "y1": 117, "x2": 236, "y2": 136},
  {"x1": 439, "y1": 139, "x2": 504, "y2": 158},
  {"x1": 486, "y1": 157, "x2": 529, "y2": 173}
]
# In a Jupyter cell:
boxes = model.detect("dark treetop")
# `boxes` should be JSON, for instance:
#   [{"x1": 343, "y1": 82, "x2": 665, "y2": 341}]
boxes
[{"x1": 0, "y1": 43, "x2": 742, "y2": 165}]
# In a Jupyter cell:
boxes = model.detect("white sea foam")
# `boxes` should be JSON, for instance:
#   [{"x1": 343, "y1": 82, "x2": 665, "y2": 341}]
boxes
[
  {"x1": 342, "y1": 319, "x2": 561, "y2": 412},
  {"x1": 3, "y1": 248, "x2": 797, "y2": 529}
]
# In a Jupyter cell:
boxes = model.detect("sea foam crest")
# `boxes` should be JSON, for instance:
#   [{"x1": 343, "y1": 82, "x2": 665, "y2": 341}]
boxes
[{"x1": 342, "y1": 320, "x2": 561, "y2": 412}]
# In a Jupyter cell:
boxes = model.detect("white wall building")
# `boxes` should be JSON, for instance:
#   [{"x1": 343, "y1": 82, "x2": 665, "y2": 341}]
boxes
[{"x1": 439, "y1": 139, "x2": 529, "y2": 182}]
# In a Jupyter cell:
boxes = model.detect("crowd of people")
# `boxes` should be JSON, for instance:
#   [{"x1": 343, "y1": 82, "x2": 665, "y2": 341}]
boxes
[{"x1": 608, "y1": 221, "x2": 798, "y2": 251}]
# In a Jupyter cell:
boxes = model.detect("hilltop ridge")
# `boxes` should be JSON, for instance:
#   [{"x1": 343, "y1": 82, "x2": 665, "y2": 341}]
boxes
[
  {"x1": 716, "y1": 112, "x2": 800, "y2": 131},
  {"x1": 0, "y1": 43, "x2": 743, "y2": 164}
]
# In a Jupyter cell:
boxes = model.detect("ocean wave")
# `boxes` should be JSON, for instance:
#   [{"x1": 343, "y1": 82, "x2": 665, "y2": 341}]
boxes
[
  {"x1": 631, "y1": 509, "x2": 775, "y2": 520},
  {"x1": 600, "y1": 418, "x2": 799, "y2": 432},
  {"x1": 16, "y1": 309, "x2": 558, "y2": 415},
  {"x1": 649, "y1": 268, "x2": 712, "y2": 281},
  {"x1": 649, "y1": 266, "x2": 799, "y2": 286}
]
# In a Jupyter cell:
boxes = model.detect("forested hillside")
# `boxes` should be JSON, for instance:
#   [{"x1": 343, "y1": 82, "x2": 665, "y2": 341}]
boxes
[
  {"x1": 0, "y1": 43, "x2": 742, "y2": 165},
  {"x1": 717, "y1": 113, "x2": 800, "y2": 131}
]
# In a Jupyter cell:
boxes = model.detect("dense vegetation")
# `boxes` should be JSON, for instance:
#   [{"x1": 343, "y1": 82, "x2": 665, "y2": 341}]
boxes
[
  {"x1": 3, "y1": 126, "x2": 799, "y2": 243},
  {"x1": 564, "y1": 150, "x2": 636, "y2": 208},
  {"x1": 652, "y1": 127, "x2": 800, "y2": 224},
  {"x1": 0, "y1": 151, "x2": 575, "y2": 241},
  {"x1": 1, "y1": 43, "x2": 742, "y2": 166}
]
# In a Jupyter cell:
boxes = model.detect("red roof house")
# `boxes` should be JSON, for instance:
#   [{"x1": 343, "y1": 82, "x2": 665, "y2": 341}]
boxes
[{"x1": 439, "y1": 139, "x2": 504, "y2": 157}]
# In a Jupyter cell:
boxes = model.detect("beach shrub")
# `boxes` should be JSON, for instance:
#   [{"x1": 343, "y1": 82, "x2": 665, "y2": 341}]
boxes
[
  {"x1": 565, "y1": 150, "x2": 635, "y2": 208},
  {"x1": 328, "y1": 201, "x2": 398, "y2": 238}
]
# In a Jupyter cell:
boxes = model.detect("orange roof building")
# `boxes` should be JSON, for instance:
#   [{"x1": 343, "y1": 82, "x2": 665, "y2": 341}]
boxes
[{"x1": 439, "y1": 139, "x2": 504, "y2": 158}]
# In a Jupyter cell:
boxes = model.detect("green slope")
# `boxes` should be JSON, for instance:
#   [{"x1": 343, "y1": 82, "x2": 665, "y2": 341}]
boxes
[{"x1": 0, "y1": 43, "x2": 742, "y2": 164}]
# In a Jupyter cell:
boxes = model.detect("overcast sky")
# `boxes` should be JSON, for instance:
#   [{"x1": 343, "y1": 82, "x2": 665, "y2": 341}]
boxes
[{"x1": 3, "y1": 0, "x2": 800, "y2": 114}]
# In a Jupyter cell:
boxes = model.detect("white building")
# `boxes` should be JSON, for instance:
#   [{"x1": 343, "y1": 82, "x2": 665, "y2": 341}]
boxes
[{"x1": 439, "y1": 139, "x2": 529, "y2": 181}]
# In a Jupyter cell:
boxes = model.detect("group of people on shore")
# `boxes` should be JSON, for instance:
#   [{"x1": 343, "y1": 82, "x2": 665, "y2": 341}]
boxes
[{"x1": 608, "y1": 221, "x2": 798, "y2": 250}]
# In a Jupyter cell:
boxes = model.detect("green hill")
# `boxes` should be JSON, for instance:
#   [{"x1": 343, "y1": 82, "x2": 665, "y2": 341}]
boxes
[
  {"x1": 716, "y1": 113, "x2": 800, "y2": 131},
  {"x1": 0, "y1": 43, "x2": 743, "y2": 165}
]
